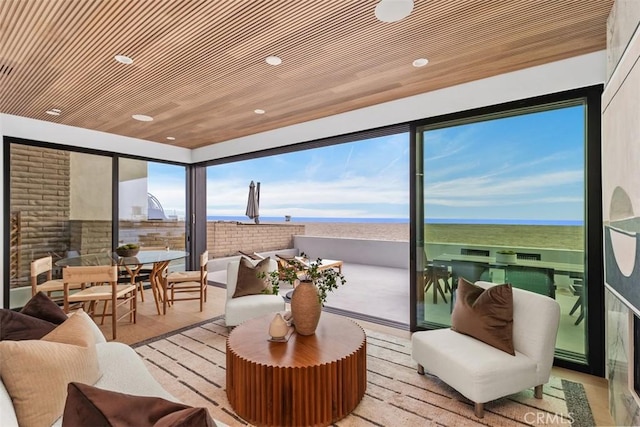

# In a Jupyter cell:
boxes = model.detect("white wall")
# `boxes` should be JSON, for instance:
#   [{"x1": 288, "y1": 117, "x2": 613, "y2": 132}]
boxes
[
  {"x1": 69, "y1": 153, "x2": 113, "y2": 220},
  {"x1": 193, "y1": 51, "x2": 607, "y2": 162},
  {"x1": 294, "y1": 236, "x2": 409, "y2": 269},
  {"x1": 0, "y1": 114, "x2": 191, "y2": 163}
]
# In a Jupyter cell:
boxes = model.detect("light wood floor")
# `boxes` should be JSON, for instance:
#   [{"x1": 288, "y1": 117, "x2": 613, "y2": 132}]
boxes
[{"x1": 98, "y1": 286, "x2": 614, "y2": 426}]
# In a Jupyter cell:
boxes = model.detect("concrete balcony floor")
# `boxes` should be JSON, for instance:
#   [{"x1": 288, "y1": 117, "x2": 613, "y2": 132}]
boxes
[{"x1": 209, "y1": 262, "x2": 410, "y2": 329}]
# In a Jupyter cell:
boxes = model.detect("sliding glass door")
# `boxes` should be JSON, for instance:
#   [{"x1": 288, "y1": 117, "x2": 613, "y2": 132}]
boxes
[
  {"x1": 7, "y1": 143, "x2": 112, "y2": 307},
  {"x1": 5, "y1": 141, "x2": 190, "y2": 307},
  {"x1": 415, "y1": 100, "x2": 589, "y2": 364}
]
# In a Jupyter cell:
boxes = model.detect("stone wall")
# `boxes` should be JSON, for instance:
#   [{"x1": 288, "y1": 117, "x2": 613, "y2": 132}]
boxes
[
  {"x1": 10, "y1": 145, "x2": 70, "y2": 286},
  {"x1": 69, "y1": 220, "x2": 111, "y2": 255},
  {"x1": 207, "y1": 222, "x2": 305, "y2": 257}
]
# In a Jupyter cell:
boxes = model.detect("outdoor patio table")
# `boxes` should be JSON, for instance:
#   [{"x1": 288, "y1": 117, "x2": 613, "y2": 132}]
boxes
[{"x1": 56, "y1": 250, "x2": 189, "y2": 315}]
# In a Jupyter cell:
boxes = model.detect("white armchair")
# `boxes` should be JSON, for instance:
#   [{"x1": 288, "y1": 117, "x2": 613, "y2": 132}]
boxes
[
  {"x1": 225, "y1": 258, "x2": 285, "y2": 327},
  {"x1": 411, "y1": 281, "x2": 560, "y2": 418}
]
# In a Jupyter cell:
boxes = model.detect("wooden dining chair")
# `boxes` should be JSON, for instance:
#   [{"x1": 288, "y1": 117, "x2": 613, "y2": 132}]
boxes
[
  {"x1": 163, "y1": 251, "x2": 208, "y2": 314},
  {"x1": 31, "y1": 256, "x2": 85, "y2": 301},
  {"x1": 63, "y1": 265, "x2": 136, "y2": 340}
]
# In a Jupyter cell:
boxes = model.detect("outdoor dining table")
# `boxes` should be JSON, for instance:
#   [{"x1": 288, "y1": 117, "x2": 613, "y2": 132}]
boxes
[
  {"x1": 433, "y1": 253, "x2": 584, "y2": 277},
  {"x1": 55, "y1": 250, "x2": 189, "y2": 315}
]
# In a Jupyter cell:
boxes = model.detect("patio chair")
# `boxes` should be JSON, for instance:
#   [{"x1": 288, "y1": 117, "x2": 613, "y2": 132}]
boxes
[
  {"x1": 31, "y1": 256, "x2": 83, "y2": 301},
  {"x1": 449, "y1": 261, "x2": 490, "y2": 308},
  {"x1": 275, "y1": 254, "x2": 307, "y2": 281},
  {"x1": 422, "y1": 251, "x2": 451, "y2": 304},
  {"x1": 164, "y1": 250, "x2": 209, "y2": 313},
  {"x1": 569, "y1": 279, "x2": 584, "y2": 325},
  {"x1": 504, "y1": 265, "x2": 555, "y2": 298},
  {"x1": 225, "y1": 258, "x2": 284, "y2": 327},
  {"x1": 412, "y1": 281, "x2": 561, "y2": 418},
  {"x1": 238, "y1": 250, "x2": 264, "y2": 261},
  {"x1": 62, "y1": 265, "x2": 136, "y2": 340}
]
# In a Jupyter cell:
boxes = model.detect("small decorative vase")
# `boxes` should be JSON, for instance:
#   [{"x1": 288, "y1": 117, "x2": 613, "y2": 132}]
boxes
[
  {"x1": 269, "y1": 313, "x2": 289, "y2": 340},
  {"x1": 290, "y1": 281, "x2": 321, "y2": 335}
]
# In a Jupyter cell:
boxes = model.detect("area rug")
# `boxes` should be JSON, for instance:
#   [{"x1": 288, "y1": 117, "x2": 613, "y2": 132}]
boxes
[{"x1": 133, "y1": 316, "x2": 595, "y2": 427}]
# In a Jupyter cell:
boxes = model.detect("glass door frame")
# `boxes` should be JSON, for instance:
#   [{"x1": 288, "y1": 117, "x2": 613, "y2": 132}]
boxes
[
  {"x1": 409, "y1": 85, "x2": 604, "y2": 376},
  {"x1": 2, "y1": 138, "x2": 195, "y2": 308}
]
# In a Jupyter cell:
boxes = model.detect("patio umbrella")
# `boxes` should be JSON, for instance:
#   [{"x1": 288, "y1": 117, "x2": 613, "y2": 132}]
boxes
[{"x1": 245, "y1": 180, "x2": 260, "y2": 224}]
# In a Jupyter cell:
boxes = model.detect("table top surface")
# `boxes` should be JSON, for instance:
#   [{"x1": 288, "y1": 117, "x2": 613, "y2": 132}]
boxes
[
  {"x1": 227, "y1": 314, "x2": 365, "y2": 367},
  {"x1": 433, "y1": 253, "x2": 583, "y2": 274},
  {"x1": 55, "y1": 250, "x2": 189, "y2": 267}
]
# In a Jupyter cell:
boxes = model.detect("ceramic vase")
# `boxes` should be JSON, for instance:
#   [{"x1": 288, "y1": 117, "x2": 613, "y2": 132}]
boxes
[
  {"x1": 290, "y1": 280, "x2": 321, "y2": 335},
  {"x1": 269, "y1": 313, "x2": 289, "y2": 340}
]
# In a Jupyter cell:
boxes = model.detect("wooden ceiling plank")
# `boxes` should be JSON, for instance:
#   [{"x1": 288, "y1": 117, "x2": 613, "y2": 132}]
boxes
[{"x1": 0, "y1": 0, "x2": 615, "y2": 149}]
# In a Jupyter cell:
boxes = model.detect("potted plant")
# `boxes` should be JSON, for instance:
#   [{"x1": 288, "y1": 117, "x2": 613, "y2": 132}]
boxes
[
  {"x1": 258, "y1": 270, "x2": 281, "y2": 296},
  {"x1": 298, "y1": 258, "x2": 346, "y2": 306},
  {"x1": 116, "y1": 243, "x2": 140, "y2": 257},
  {"x1": 279, "y1": 257, "x2": 346, "y2": 335}
]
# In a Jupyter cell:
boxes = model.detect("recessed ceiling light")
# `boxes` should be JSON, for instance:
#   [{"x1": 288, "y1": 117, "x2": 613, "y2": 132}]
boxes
[
  {"x1": 265, "y1": 55, "x2": 282, "y2": 66},
  {"x1": 114, "y1": 54, "x2": 133, "y2": 64},
  {"x1": 132, "y1": 114, "x2": 153, "y2": 122},
  {"x1": 45, "y1": 110, "x2": 61, "y2": 116},
  {"x1": 166, "y1": 136, "x2": 176, "y2": 141},
  {"x1": 254, "y1": 109, "x2": 266, "y2": 114},
  {"x1": 375, "y1": 0, "x2": 414, "y2": 23},
  {"x1": 412, "y1": 58, "x2": 429, "y2": 67}
]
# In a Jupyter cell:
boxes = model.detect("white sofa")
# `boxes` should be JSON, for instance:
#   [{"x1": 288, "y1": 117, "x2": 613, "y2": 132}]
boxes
[
  {"x1": 411, "y1": 280, "x2": 561, "y2": 418},
  {"x1": 225, "y1": 258, "x2": 285, "y2": 327},
  {"x1": 0, "y1": 321, "x2": 224, "y2": 426}
]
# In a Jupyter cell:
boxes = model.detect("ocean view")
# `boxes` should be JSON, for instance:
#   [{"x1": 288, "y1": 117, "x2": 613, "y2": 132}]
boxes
[
  {"x1": 207, "y1": 216, "x2": 583, "y2": 250},
  {"x1": 207, "y1": 216, "x2": 582, "y2": 226}
]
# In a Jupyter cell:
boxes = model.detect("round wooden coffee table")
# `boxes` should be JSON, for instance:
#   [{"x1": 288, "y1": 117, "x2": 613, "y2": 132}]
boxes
[{"x1": 226, "y1": 314, "x2": 367, "y2": 427}]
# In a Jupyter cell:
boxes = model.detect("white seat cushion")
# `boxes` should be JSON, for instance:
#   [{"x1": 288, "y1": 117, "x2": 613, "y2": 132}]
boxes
[
  {"x1": 412, "y1": 328, "x2": 537, "y2": 403},
  {"x1": 225, "y1": 294, "x2": 284, "y2": 327},
  {"x1": 166, "y1": 270, "x2": 200, "y2": 282}
]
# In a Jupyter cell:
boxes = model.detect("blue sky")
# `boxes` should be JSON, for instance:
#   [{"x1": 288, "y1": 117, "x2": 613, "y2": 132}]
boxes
[
  {"x1": 150, "y1": 104, "x2": 585, "y2": 223},
  {"x1": 423, "y1": 105, "x2": 585, "y2": 222},
  {"x1": 205, "y1": 133, "x2": 410, "y2": 219}
]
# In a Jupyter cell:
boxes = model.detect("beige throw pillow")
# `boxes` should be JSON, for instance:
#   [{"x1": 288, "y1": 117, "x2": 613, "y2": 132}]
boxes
[
  {"x1": 233, "y1": 257, "x2": 271, "y2": 298},
  {"x1": 0, "y1": 310, "x2": 102, "y2": 427}
]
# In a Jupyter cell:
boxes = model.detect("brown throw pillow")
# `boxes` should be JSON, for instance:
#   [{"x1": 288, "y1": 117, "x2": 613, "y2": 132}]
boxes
[
  {"x1": 451, "y1": 278, "x2": 515, "y2": 355},
  {"x1": 21, "y1": 291, "x2": 68, "y2": 324},
  {"x1": 232, "y1": 257, "x2": 271, "y2": 298},
  {"x1": 0, "y1": 292, "x2": 70, "y2": 341},
  {"x1": 0, "y1": 309, "x2": 57, "y2": 341},
  {"x1": 62, "y1": 382, "x2": 215, "y2": 427}
]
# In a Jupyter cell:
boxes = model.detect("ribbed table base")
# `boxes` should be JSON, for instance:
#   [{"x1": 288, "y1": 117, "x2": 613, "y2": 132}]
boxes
[{"x1": 226, "y1": 315, "x2": 367, "y2": 427}]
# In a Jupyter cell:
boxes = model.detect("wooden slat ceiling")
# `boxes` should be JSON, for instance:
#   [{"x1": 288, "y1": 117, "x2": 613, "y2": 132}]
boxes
[{"x1": 0, "y1": 0, "x2": 613, "y2": 149}]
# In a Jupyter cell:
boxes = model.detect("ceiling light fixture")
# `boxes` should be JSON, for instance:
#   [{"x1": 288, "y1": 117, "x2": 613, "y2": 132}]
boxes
[
  {"x1": 166, "y1": 136, "x2": 176, "y2": 141},
  {"x1": 265, "y1": 55, "x2": 282, "y2": 66},
  {"x1": 114, "y1": 54, "x2": 133, "y2": 64},
  {"x1": 375, "y1": 0, "x2": 414, "y2": 23},
  {"x1": 254, "y1": 109, "x2": 265, "y2": 114},
  {"x1": 45, "y1": 109, "x2": 61, "y2": 116},
  {"x1": 132, "y1": 114, "x2": 153, "y2": 122},
  {"x1": 412, "y1": 58, "x2": 429, "y2": 67}
]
